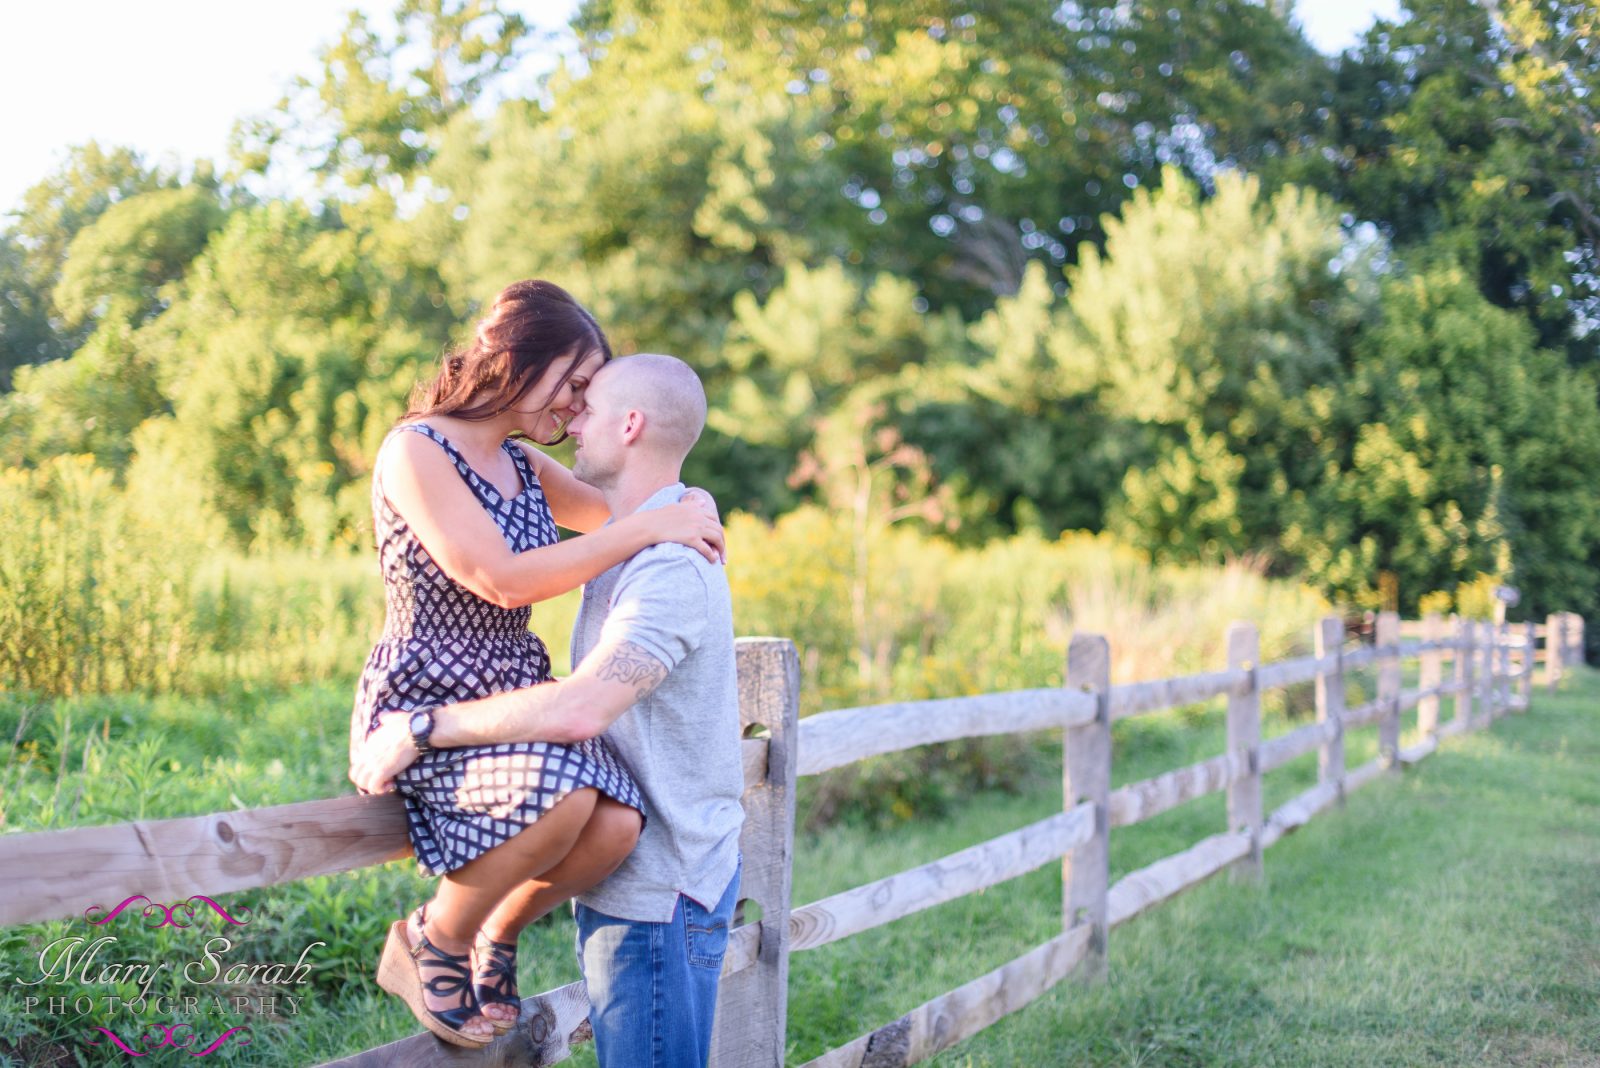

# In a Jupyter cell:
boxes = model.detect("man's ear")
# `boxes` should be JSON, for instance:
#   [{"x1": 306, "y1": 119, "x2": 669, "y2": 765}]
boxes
[{"x1": 621, "y1": 409, "x2": 646, "y2": 445}]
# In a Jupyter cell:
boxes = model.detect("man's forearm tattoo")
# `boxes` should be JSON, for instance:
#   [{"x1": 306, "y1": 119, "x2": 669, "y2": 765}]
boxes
[{"x1": 596, "y1": 641, "x2": 670, "y2": 702}]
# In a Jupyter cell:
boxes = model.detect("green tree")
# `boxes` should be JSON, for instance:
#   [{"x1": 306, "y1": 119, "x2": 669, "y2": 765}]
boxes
[
  {"x1": 234, "y1": 0, "x2": 529, "y2": 194},
  {"x1": 134, "y1": 203, "x2": 454, "y2": 545},
  {"x1": 1053, "y1": 168, "x2": 1374, "y2": 560},
  {"x1": 0, "y1": 234, "x2": 56, "y2": 390},
  {"x1": 53, "y1": 186, "x2": 226, "y2": 332},
  {"x1": 1282, "y1": 265, "x2": 1600, "y2": 618},
  {"x1": 1269, "y1": 0, "x2": 1600, "y2": 362},
  {"x1": 0, "y1": 143, "x2": 172, "y2": 378}
]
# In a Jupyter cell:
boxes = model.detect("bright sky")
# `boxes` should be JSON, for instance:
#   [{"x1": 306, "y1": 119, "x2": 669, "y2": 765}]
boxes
[{"x1": 0, "y1": 0, "x2": 1403, "y2": 216}]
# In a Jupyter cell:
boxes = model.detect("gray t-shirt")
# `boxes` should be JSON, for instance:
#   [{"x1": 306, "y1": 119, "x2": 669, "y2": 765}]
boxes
[{"x1": 572, "y1": 482, "x2": 744, "y2": 923}]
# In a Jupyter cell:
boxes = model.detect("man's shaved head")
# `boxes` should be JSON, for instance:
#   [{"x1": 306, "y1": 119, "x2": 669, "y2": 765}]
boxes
[{"x1": 592, "y1": 353, "x2": 707, "y2": 458}]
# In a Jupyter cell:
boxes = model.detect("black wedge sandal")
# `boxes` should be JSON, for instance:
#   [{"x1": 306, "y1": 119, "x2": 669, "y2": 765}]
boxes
[
  {"x1": 376, "y1": 906, "x2": 494, "y2": 1048},
  {"x1": 472, "y1": 932, "x2": 521, "y2": 1034}
]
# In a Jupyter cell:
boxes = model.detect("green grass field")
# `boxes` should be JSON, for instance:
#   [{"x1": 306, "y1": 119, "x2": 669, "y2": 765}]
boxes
[
  {"x1": 1, "y1": 669, "x2": 1595, "y2": 1066},
  {"x1": 783, "y1": 669, "x2": 1600, "y2": 1067}
]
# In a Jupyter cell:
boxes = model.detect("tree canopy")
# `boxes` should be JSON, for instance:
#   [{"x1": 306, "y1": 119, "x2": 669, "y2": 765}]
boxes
[{"x1": 2, "y1": 0, "x2": 1596, "y2": 621}]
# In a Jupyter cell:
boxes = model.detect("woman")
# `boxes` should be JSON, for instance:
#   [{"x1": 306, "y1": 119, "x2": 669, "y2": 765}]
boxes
[{"x1": 350, "y1": 280, "x2": 724, "y2": 1047}]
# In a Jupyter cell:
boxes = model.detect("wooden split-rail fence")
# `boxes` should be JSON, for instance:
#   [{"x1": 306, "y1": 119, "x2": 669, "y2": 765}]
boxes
[{"x1": 0, "y1": 610, "x2": 1587, "y2": 1066}]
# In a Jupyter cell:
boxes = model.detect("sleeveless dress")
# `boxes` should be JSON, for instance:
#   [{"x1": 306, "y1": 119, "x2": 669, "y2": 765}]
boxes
[{"x1": 350, "y1": 422, "x2": 643, "y2": 877}]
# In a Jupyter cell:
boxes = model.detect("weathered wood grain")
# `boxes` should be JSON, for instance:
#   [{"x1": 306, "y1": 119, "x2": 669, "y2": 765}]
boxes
[
  {"x1": 1343, "y1": 698, "x2": 1384, "y2": 728},
  {"x1": 1498, "y1": 622, "x2": 1515, "y2": 713},
  {"x1": 1255, "y1": 654, "x2": 1328, "y2": 691},
  {"x1": 1398, "y1": 685, "x2": 1446, "y2": 713},
  {"x1": 1455, "y1": 617, "x2": 1475, "y2": 729},
  {"x1": 1107, "y1": 668, "x2": 1250, "y2": 721},
  {"x1": 788, "y1": 805, "x2": 1093, "y2": 953},
  {"x1": 1521, "y1": 621, "x2": 1537, "y2": 703},
  {"x1": 798, "y1": 926, "x2": 1093, "y2": 1068},
  {"x1": 1258, "y1": 720, "x2": 1338, "y2": 774},
  {"x1": 1477, "y1": 622, "x2": 1497, "y2": 725},
  {"x1": 0, "y1": 738, "x2": 767, "y2": 931},
  {"x1": 1315, "y1": 617, "x2": 1345, "y2": 799},
  {"x1": 0, "y1": 793, "x2": 411, "y2": 928},
  {"x1": 724, "y1": 922, "x2": 761, "y2": 976},
  {"x1": 711, "y1": 638, "x2": 801, "y2": 1068},
  {"x1": 1106, "y1": 831, "x2": 1251, "y2": 928},
  {"x1": 317, "y1": 979, "x2": 592, "y2": 1068},
  {"x1": 1107, "y1": 752, "x2": 1244, "y2": 829},
  {"x1": 742, "y1": 737, "x2": 769, "y2": 785},
  {"x1": 1259, "y1": 780, "x2": 1341, "y2": 850},
  {"x1": 1063, "y1": 634, "x2": 1111, "y2": 981},
  {"x1": 1377, "y1": 612, "x2": 1402, "y2": 770},
  {"x1": 1547, "y1": 612, "x2": 1565, "y2": 692},
  {"x1": 1341, "y1": 645, "x2": 1379, "y2": 669},
  {"x1": 796, "y1": 688, "x2": 1096, "y2": 777},
  {"x1": 1226, "y1": 620, "x2": 1263, "y2": 882},
  {"x1": 1418, "y1": 614, "x2": 1443, "y2": 736}
]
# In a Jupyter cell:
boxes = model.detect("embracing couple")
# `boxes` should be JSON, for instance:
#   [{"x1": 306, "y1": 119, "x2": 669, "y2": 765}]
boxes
[{"x1": 346, "y1": 280, "x2": 744, "y2": 1066}]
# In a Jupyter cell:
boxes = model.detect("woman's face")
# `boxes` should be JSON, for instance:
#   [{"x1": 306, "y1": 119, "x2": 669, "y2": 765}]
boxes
[{"x1": 516, "y1": 348, "x2": 605, "y2": 442}]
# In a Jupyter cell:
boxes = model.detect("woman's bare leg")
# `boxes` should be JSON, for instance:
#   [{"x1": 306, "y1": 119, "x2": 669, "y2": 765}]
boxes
[
  {"x1": 472, "y1": 798, "x2": 643, "y2": 1026},
  {"x1": 404, "y1": 787, "x2": 600, "y2": 1035}
]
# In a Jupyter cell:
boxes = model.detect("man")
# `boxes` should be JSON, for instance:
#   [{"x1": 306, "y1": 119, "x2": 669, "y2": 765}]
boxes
[{"x1": 352, "y1": 353, "x2": 745, "y2": 1066}]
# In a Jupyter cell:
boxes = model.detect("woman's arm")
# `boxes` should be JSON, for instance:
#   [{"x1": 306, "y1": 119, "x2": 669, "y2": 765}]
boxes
[
  {"x1": 515, "y1": 441, "x2": 610, "y2": 533},
  {"x1": 379, "y1": 433, "x2": 722, "y2": 608},
  {"x1": 518, "y1": 440, "x2": 722, "y2": 543}
]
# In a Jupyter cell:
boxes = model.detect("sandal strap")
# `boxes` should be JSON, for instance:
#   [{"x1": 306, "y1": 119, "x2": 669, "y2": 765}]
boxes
[
  {"x1": 473, "y1": 934, "x2": 521, "y2": 1006},
  {"x1": 407, "y1": 908, "x2": 481, "y2": 1018}
]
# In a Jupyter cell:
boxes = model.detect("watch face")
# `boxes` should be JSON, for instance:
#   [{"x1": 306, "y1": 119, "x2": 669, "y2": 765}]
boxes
[{"x1": 409, "y1": 710, "x2": 432, "y2": 744}]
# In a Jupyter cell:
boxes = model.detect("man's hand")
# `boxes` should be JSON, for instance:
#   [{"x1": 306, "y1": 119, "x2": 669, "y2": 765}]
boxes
[{"x1": 350, "y1": 711, "x2": 420, "y2": 795}]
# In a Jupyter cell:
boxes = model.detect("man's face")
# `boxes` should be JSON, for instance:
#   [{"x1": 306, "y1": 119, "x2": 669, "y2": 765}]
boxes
[{"x1": 568, "y1": 367, "x2": 627, "y2": 488}]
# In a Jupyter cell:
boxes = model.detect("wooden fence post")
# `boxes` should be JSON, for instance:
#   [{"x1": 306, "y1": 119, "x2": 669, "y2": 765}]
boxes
[
  {"x1": 1497, "y1": 621, "x2": 1513, "y2": 714},
  {"x1": 1477, "y1": 622, "x2": 1497, "y2": 724},
  {"x1": 710, "y1": 638, "x2": 799, "y2": 1068},
  {"x1": 1569, "y1": 612, "x2": 1586, "y2": 668},
  {"x1": 1377, "y1": 611, "x2": 1401, "y2": 769},
  {"x1": 1520, "y1": 620, "x2": 1536, "y2": 705},
  {"x1": 1546, "y1": 612, "x2": 1564, "y2": 692},
  {"x1": 1226, "y1": 621, "x2": 1262, "y2": 883},
  {"x1": 1314, "y1": 616, "x2": 1345, "y2": 802},
  {"x1": 1418, "y1": 613, "x2": 1442, "y2": 736},
  {"x1": 1484, "y1": 621, "x2": 1498, "y2": 720},
  {"x1": 1455, "y1": 616, "x2": 1474, "y2": 729},
  {"x1": 1064, "y1": 633, "x2": 1111, "y2": 982}
]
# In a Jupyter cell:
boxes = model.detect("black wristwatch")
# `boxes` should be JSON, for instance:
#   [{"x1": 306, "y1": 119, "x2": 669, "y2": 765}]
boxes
[{"x1": 408, "y1": 708, "x2": 436, "y2": 754}]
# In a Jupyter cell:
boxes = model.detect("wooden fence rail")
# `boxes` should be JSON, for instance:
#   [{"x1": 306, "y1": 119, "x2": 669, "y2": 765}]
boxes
[{"x1": 0, "y1": 614, "x2": 1585, "y2": 1067}]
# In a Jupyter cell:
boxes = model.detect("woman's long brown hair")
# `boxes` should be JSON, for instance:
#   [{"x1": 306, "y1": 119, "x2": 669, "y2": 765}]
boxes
[{"x1": 405, "y1": 280, "x2": 612, "y2": 444}]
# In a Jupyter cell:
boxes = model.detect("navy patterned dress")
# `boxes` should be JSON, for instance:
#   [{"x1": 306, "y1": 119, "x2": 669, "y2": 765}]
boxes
[{"x1": 350, "y1": 422, "x2": 642, "y2": 877}]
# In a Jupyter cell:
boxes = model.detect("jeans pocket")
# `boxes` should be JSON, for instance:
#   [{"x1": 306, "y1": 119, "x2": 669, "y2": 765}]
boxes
[{"x1": 684, "y1": 897, "x2": 730, "y2": 970}]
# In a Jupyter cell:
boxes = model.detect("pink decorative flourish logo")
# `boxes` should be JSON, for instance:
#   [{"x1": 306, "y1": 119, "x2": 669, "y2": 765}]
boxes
[
  {"x1": 85, "y1": 895, "x2": 253, "y2": 929},
  {"x1": 87, "y1": 1024, "x2": 252, "y2": 1056}
]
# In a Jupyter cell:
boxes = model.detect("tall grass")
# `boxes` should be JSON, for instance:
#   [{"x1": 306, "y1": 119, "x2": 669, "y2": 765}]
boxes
[{"x1": 3, "y1": 468, "x2": 1327, "y2": 708}]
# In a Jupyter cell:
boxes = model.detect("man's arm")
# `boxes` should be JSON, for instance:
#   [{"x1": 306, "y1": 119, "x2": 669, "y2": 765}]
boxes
[
  {"x1": 440, "y1": 636, "x2": 668, "y2": 746},
  {"x1": 349, "y1": 633, "x2": 670, "y2": 795},
  {"x1": 349, "y1": 548, "x2": 707, "y2": 796}
]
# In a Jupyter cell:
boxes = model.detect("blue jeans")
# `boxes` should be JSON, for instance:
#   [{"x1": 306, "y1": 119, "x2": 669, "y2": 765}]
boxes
[{"x1": 575, "y1": 859, "x2": 741, "y2": 1068}]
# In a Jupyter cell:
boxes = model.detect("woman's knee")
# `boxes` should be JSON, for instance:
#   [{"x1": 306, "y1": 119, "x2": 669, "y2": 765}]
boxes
[
  {"x1": 544, "y1": 787, "x2": 599, "y2": 849},
  {"x1": 591, "y1": 799, "x2": 642, "y2": 862}
]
